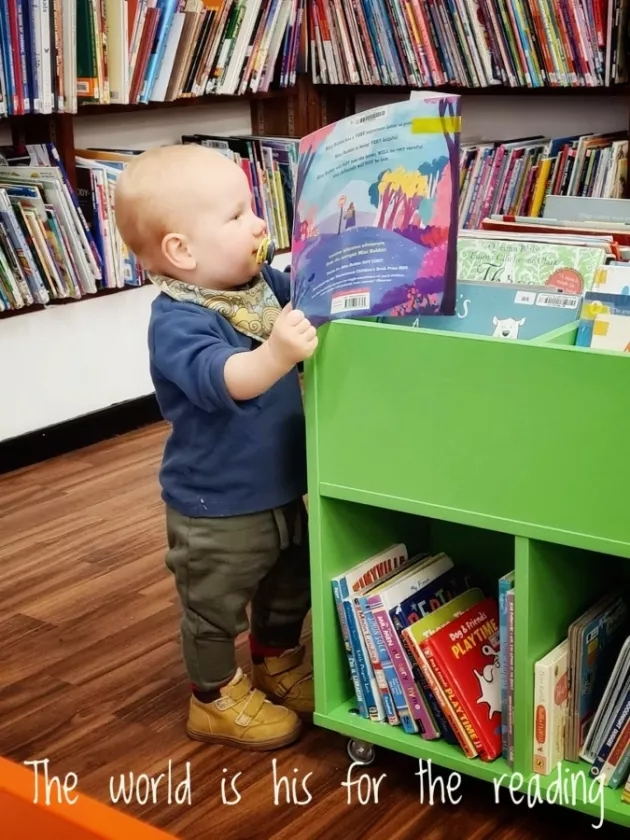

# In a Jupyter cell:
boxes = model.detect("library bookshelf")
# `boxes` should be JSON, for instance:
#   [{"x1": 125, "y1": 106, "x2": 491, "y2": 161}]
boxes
[
  {"x1": 303, "y1": 318, "x2": 630, "y2": 828},
  {"x1": 3, "y1": 74, "x2": 630, "y2": 323}
]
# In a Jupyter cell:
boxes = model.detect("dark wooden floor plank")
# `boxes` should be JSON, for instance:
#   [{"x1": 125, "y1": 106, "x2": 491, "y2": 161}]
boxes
[{"x1": 0, "y1": 422, "x2": 628, "y2": 839}]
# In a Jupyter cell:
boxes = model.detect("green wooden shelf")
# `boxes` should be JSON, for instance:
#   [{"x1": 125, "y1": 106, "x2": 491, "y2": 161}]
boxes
[{"x1": 304, "y1": 318, "x2": 630, "y2": 828}]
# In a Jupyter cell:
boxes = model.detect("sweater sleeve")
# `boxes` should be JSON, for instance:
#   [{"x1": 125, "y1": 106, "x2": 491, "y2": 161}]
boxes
[
  {"x1": 264, "y1": 265, "x2": 292, "y2": 307},
  {"x1": 150, "y1": 306, "x2": 253, "y2": 413}
]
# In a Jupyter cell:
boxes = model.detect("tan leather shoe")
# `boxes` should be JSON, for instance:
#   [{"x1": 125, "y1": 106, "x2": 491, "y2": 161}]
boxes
[
  {"x1": 251, "y1": 645, "x2": 314, "y2": 716},
  {"x1": 187, "y1": 669, "x2": 302, "y2": 750}
]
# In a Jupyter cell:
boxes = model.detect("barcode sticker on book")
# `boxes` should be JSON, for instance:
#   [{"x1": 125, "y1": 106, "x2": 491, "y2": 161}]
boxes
[
  {"x1": 331, "y1": 290, "x2": 370, "y2": 314},
  {"x1": 536, "y1": 293, "x2": 580, "y2": 309},
  {"x1": 351, "y1": 109, "x2": 387, "y2": 127}
]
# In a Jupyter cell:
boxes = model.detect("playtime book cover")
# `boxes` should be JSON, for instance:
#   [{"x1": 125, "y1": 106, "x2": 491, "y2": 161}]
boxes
[
  {"x1": 290, "y1": 93, "x2": 461, "y2": 325},
  {"x1": 419, "y1": 597, "x2": 503, "y2": 762}
]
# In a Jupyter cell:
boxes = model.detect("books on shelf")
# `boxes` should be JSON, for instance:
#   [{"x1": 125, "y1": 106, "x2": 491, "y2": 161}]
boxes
[
  {"x1": 290, "y1": 93, "x2": 461, "y2": 324},
  {"x1": 308, "y1": 0, "x2": 630, "y2": 88},
  {"x1": 333, "y1": 543, "x2": 504, "y2": 762},
  {"x1": 335, "y1": 544, "x2": 630, "y2": 793},
  {"x1": 532, "y1": 595, "x2": 630, "y2": 791},
  {"x1": 0, "y1": 129, "x2": 299, "y2": 313},
  {"x1": 0, "y1": 143, "x2": 104, "y2": 312},
  {"x1": 459, "y1": 132, "x2": 628, "y2": 229},
  {"x1": 182, "y1": 132, "x2": 298, "y2": 252},
  {"x1": 533, "y1": 639, "x2": 569, "y2": 776},
  {"x1": 0, "y1": 0, "x2": 306, "y2": 115}
]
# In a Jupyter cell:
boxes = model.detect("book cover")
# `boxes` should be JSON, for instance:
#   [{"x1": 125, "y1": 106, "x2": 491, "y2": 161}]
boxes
[
  {"x1": 290, "y1": 93, "x2": 461, "y2": 325},
  {"x1": 366, "y1": 553, "x2": 455, "y2": 739},
  {"x1": 566, "y1": 593, "x2": 628, "y2": 761},
  {"x1": 456, "y1": 237, "x2": 605, "y2": 294},
  {"x1": 378, "y1": 281, "x2": 583, "y2": 340},
  {"x1": 420, "y1": 597, "x2": 503, "y2": 761},
  {"x1": 533, "y1": 639, "x2": 569, "y2": 775},
  {"x1": 576, "y1": 292, "x2": 630, "y2": 349}
]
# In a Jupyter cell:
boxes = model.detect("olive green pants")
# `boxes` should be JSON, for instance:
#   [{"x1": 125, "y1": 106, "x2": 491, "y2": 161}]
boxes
[{"x1": 165, "y1": 499, "x2": 310, "y2": 691}]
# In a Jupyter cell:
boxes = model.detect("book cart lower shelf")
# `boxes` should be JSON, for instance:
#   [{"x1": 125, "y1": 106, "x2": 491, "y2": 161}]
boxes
[{"x1": 303, "y1": 318, "x2": 630, "y2": 829}]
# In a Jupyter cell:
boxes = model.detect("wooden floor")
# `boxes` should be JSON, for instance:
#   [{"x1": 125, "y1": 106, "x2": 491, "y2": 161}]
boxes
[{"x1": 0, "y1": 423, "x2": 626, "y2": 839}]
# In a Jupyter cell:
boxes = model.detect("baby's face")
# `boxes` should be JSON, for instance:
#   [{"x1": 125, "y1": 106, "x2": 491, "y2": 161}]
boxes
[{"x1": 186, "y1": 161, "x2": 268, "y2": 290}]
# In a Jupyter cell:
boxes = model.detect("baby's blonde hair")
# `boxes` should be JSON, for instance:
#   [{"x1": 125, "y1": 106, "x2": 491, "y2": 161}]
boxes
[{"x1": 114, "y1": 144, "x2": 229, "y2": 264}]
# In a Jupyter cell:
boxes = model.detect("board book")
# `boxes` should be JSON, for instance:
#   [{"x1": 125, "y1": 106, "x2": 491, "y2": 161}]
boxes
[{"x1": 290, "y1": 93, "x2": 461, "y2": 325}]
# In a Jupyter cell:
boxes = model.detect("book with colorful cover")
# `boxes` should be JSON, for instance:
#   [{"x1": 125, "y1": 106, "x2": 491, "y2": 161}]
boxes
[
  {"x1": 419, "y1": 597, "x2": 503, "y2": 762},
  {"x1": 290, "y1": 93, "x2": 461, "y2": 325},
  {"x1": 378, "y1": 280, "x2": 583, "y2": 340},
  {"x1": 456, "y1": 237, "x2": 605, "y2": 294},
  {"x1": 565, "y1": 593, "x2": 628, "y2": 761},
  {"x1": 365, "y1": 552, "x2": 455, "y2": 739},
  {"x1": 331, "y1": 543, "x2": 411, "y2": 722},
  {"x1": 533, "y1": 639, "x2": 569, "y2": 776},
  {"x1": 403, "y1": 587, "x2": 486, "y2": 758},
  {"x1": 576, "y1": 292, "x2": 630, "y2": 349},
  {"x1": 506, "y1": 588, "x2": 515, "y2": 767},
  {"x1": 499, "y1": 571, "x2": 515, "y2": 762},
  {"x1": 389, "y1": 565, "x2": 477, "y2": 745}
]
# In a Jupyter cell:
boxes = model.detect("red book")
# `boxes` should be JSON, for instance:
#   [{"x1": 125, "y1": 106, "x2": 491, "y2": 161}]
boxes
[{"x1": 420, "y1": 597, "x2": 502, "y2": 761}]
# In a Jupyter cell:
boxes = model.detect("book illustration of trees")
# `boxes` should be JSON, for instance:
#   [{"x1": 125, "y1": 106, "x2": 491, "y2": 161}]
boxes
[{"x1": 369, "y1": 166, "x2": 430, "y2": 230}]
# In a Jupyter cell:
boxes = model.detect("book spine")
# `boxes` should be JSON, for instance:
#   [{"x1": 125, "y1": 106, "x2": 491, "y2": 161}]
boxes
[
  {"x1": 498, "y1": 575, "x2": 511, "y2": 761},
  {"x1": 607, "y1": 722, "x2": 630, "y2": 788},
  {"x1": 391, "y1": 611, "x2": 457, "y2": 743},
  {"x1": 423, "y1": 639, "x2": 493, "y2": 759},
  {"x1": 356, "y1": 596, "x2": 398, "y2": 724},
  {"x1": 591, "y1": 692, "x2": 630, "y2": 780},
  {"x1": 507, "y1": 588, "x2": 515, "y2": 767},
  {"x1": 343, "y1": 599, "x2": 384, "y2": 721},
  {"x1": 363, "y1": 603, "x2": 417, "y2": 733},
  {"x1": 331, "y1": 580, "x2": 368, "y2": 719},
  {"x1": 533, "y1": 658, "x2": 553, "y2": 774},
  {"x1": 410, "y1": 637, "x2": 478, "y2": 758},
  {"x1": 372, "y1": 605, "x2": 440, "y2": 739}
]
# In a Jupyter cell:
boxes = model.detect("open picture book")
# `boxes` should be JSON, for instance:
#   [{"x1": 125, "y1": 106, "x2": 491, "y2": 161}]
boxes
[{"x1": 290, "y1": 92, "x2": 461, "y2": 325}]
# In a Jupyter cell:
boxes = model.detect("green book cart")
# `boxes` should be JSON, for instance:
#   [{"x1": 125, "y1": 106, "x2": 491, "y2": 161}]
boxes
[{"x1": 304, "y1": 318, "x2": 630, "y2": 828}]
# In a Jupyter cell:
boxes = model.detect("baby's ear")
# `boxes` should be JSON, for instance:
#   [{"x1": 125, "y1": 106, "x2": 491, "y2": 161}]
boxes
[{"x1": 162, "y1": 232, "x2": 196, "y2": 272}]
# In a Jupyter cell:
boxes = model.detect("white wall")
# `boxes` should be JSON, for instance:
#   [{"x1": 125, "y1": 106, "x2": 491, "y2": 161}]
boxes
[
  {"x1": 1, "y1": 284, "x2": 159, "y2": 441},
  {"x1": 1, "y1": 92, "x2": 627, "y2": 441},
  {"x1": 355, "y1": 92, "x2": 629, "y2": 141}
]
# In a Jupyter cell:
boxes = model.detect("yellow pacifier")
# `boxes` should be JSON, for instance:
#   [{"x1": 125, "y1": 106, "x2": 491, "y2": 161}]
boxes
[{"x1": 256, "y1": 236, "x2": 275, "y2": 265}]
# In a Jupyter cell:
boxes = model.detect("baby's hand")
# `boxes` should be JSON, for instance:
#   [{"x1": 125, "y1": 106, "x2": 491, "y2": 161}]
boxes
[{"x1": 268, "y1": 303, "x2": 318, "y2": 368}]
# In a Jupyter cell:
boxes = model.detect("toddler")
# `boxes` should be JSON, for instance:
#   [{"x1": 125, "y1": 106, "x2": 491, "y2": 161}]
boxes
[{"x1": 115, "y1": 144, "x2": 317, "y2": 751}]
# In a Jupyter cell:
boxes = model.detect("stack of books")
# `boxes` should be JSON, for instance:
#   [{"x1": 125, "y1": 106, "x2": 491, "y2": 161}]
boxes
[
  {"x1": 0, "y1": 131, "x2": 301, "y2": 313},
  {"x1": 332, "y1": 544, "x2": 504, "y2": 762},
  {"x1": 0, "y1": 0, "x2": 306, "y2": 115},
  {"x1": 308, "y1": 0, "x2": 630, "y2": 88},
  {"x1": 0, "y1": 144, "x2": 102, "y2": 313},
  {"x1": 459, "y1": 132, "x2": 628, "y2": 229},
  {"x1": 532, "y1": 592, "x2": 629, "y2": 794},
  {"x1": 377, "y1": 224, "x2": 612, "y2": 340}
]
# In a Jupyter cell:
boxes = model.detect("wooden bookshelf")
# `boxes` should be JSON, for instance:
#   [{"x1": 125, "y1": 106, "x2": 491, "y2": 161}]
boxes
[{"x1": 3, "y1": 73, "x2": 630, "y2": 319}]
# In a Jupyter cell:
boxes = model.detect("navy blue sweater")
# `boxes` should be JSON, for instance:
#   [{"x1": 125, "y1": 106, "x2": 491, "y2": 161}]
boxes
[{"x1": 148, "y1": 266, "x2": 306, "y2": 518}]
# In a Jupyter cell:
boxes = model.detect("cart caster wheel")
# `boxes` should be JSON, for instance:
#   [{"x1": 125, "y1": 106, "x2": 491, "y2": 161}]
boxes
[{"x1": 347, "y1": 738, "x2": 375, "y2": 766}]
